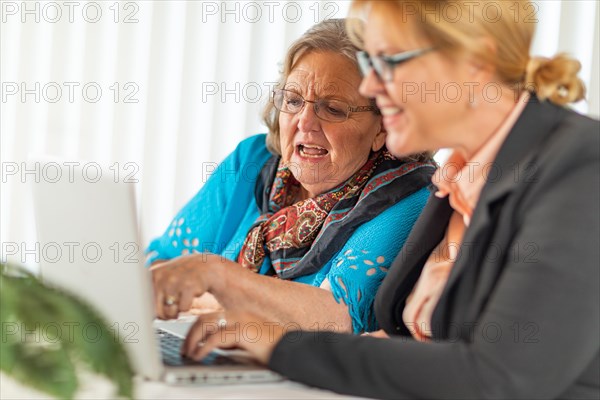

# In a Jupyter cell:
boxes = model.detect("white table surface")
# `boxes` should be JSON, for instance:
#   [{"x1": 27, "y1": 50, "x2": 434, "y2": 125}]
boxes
[{"x1": 1, "y1": 372, "x2": 368, "y2": 399}]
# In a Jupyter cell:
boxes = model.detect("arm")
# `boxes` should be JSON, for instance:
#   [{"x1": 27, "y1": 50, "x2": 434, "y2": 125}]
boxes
[
  {"x1": 152, "y1": 253, "x2": 353, "y2": 331},
  {"x1": 153, "y1": 188, "x2": 429, "y2": 332},
  {"x1": 184, "y1": 153, "x2": 598, "y2": 392},
  {"x1": 215, "y1": 258, "x2": 353, "y2": 331},
  {"x1": 214, "y1": 187, "x2": 428, "y2": 331},
  {"x1": 267, "y1": 130, "x2": 600, "y2": 398}
]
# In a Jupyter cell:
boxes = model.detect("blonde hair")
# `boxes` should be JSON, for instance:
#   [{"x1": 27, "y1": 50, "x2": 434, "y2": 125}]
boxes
[{"x1": 348, "y1": 0, "x2": 585, "y2": 105}]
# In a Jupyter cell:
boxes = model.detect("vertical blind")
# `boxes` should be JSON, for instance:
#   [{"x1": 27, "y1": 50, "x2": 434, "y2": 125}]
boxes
[{"x1": 1, "y1": 0, "x2": 598, "y2": 270}]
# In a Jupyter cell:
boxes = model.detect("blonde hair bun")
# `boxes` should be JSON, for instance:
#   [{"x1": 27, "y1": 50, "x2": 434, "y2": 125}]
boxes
[{"x1": 525, "y1": 54, "x2": 586, "y2": 105}]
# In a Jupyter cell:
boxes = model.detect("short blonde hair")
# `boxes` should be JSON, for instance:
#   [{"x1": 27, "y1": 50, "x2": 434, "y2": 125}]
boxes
[{"x1": 348, "y1": 0, "x2": 585, "y2": 105}]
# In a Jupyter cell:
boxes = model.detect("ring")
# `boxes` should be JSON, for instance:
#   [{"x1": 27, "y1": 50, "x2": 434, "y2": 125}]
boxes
[
  {"x1": 164, "y1": 295, "x2": 177, "y2": 306},
  {"x1": 217, "y1": 318, "x2": 227, "y2": 328}
]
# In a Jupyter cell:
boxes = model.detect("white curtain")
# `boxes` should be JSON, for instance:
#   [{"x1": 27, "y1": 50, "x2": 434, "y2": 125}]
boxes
[{"x1": 1, "y1": 0, "x2": 598, "y2": 270}]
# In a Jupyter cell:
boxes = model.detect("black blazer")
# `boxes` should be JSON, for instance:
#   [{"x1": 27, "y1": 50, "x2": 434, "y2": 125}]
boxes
[{"x1": 269, "y1": 97, "x2": 600, "y2": 399}]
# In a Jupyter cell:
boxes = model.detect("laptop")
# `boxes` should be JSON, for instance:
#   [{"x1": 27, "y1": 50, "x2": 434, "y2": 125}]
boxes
[{"x1": 30, "y1": 158, "x2": 281, "y2": 385}]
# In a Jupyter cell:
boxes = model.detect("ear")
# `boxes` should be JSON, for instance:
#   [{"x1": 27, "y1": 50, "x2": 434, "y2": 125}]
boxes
[
  {"x1": 371, "y1": 120, "x2": 387, "y2": 152},
  {"x1": 466, "y1": 37, "x2": 497, "y2": 79}
]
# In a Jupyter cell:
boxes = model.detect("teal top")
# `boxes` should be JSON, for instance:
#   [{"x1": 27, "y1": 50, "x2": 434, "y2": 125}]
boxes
[{"x1": 146, "y1": 134, "x2": 430, "y2": 333}]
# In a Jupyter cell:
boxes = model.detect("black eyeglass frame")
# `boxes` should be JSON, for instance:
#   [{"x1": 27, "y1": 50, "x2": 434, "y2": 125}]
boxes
[
  {"x1": 271, "y1": 89, "x2": 377, "y2": 123},
  {"x1": 357, "y1": 47, "x2": 436, "y2": 82}
]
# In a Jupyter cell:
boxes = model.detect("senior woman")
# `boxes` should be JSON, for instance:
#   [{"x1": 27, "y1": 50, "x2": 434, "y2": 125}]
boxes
[
  {"x1": 148, "y1": 19, "x2": 435, "y2": 334},
  {"x1": 182, "y1": 1, "x2": 599, "y2": 399}
]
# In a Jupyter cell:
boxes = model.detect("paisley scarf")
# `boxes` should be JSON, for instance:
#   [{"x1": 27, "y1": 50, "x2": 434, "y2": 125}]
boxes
[{"x1": 237, "y1": 149, "x2": 435, "y2": 279}]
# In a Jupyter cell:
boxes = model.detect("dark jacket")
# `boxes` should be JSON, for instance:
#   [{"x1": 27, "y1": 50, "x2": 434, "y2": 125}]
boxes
[{"x1": 269, "y1": 97, "x2": 600, "y2": 399}]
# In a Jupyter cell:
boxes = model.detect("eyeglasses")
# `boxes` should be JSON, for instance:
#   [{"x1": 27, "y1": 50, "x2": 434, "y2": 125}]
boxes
[
  {"x1": 272, "y1": 89, "x2": 377, "y2": 123},
  {"x1": 356, "y1": 47, "x2": 436, "y2": 82}
]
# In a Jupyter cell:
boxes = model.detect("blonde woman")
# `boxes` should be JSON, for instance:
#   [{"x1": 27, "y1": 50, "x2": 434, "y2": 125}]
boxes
[{"x1": 181, "y1": 1, "x2": 599, "y2": 399}]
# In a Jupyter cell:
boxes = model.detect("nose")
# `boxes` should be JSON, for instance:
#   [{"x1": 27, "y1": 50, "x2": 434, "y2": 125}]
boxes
[
  {"x1": 359, "y1": 70, "x2": 385, "y2": 99},
  {"x1": 297, "y1": 101, "x2": 320, "y2": 133}
]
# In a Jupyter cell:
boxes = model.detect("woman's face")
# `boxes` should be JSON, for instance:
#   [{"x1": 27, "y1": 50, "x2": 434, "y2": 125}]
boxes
[
  {"x1": 278, "y1": 51, "x2": 386, "y2": 198},
  {"x1": 359, "y1": 12, "x2": 476, "y2": 157}
]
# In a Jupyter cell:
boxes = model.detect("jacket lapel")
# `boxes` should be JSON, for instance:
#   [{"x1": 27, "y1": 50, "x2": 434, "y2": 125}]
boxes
[
  {"x1": 375, "y1": 191, "x2": 453, "y2": 332},
  {"x1": 432, "y1": 96, "x2": 567, "y2": 336}
]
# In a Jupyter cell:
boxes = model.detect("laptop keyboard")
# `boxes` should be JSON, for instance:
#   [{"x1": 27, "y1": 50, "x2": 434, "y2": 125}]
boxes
[{"x1": 156, "y1": 328, "x2": 240, "y2": 366}]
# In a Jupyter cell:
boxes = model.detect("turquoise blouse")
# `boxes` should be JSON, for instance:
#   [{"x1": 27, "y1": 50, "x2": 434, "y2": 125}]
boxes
[{"x1": 146, "y1": 134, "x2": 430, "y2": 333}]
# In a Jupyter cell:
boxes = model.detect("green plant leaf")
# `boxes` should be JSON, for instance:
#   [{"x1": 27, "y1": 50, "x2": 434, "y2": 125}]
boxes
[
  {"x1": 7, "y1": 343, "x2": 79, "y2": 398},
  {"x1": 0, "y1": 262, "x2": 134, "y2": 399}
]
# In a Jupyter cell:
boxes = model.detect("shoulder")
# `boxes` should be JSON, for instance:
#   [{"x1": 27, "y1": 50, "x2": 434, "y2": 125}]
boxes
[
  {"x1": 236, "y1": 133, "x2": 268, "y2": 151},
  {"x1": 224, "y1": 134, "x2": 273, "y2": 171},
  {"x1": 509, "y1": 106, "x2": 599, "y2": 220},
  {"x1": 535, "y1": 107, "x2": 599, "y2": 174},
  {"x1": 526, "y1": 100, "x2": 599, "y2": 158},
  {"x1": 500, "y1": 100, "x2": 599, "y2": 187},
  {"x1": 551, "y1": 108, "x2": 599, "y2": 155},
  {"x1": 232, "y1": 133, "x2": 272, "y2": 160},
  {"x1": 350, "y1": 187, "x2": 430, "y2": 237}
]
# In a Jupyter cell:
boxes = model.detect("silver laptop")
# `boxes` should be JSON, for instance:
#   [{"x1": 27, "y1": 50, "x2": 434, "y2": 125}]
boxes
[{"x1": 30, "y1": 158, "x2": 281, "y2": 385}]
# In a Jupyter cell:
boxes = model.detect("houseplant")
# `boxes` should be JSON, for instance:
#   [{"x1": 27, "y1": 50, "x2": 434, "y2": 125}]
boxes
[{"x1": 0, "y1": 262, "x2": 134, "y2": 399}]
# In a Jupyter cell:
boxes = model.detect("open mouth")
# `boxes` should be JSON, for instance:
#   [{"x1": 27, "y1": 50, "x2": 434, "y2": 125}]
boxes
[{"x1": 297, "y1": 144, "x2": 329, "y2": 158}]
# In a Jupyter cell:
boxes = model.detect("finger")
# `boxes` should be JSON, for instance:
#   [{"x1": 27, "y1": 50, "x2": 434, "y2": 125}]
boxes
[
  {"x1": 163, "y1": 302, "x2": 179, "y2": 320},
  {"x1": 178, "y1": 289, "x2": 195, "y2": 312},
  {"x1": 182, "y1": 317, "x2": 203, "y2": 354},
  {"x1": 192, "y1": 293, "x2": 222, "y2": 309},
  {"x1": 369, "y1": 329, "x2": 389, "y2": 339},
  {"x1": 375, "y1": 330, "x2": 390, "y2": 339},
  {"x1": 188, "y1": 307, "x2": 222, "y2": 316},
  {"x1": 150, "y1": 264, "x2": 163, "y2": 289},
  {"x1": 161, "y1": 288, "x2": 181, "y2": 320},
  {"x1": 149, "y1": 263, "x2": 164, "y2": 272},
  {"x1": 152, "y1": 266, "x2": 171, "y2": 319},
  {"x1": 189, "y1": 335, "x2": 219, "y2": 361},
  {"x1": 155, "y1": 287, "x2": 166, "y2": 320},
  {"x1": 190, "y1": 326, "x2": 238, "y2": 361},
  {"x1": 183, "y1": 312, "x2": 222, "y2": 356}
]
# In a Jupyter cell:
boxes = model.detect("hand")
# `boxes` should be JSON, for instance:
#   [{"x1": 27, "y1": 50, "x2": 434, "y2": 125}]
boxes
[
  {"x1": 150, "y1": 253, "x2": 228, "y2": 320},
  {"x1": 361, "y1": 329, "x2": 389, "y2": 338},
  {"x1": 181, "y1": 310, "x2": 285, "y2": 365},
  {"x1": 187, "y1": 293, "x2": 224, "y2": 315}
]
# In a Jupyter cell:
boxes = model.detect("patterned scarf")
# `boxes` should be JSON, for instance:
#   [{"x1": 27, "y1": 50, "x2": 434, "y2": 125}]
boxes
[{"x1": 237, "y1": 149, "x2": 435, "y2": 279}]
